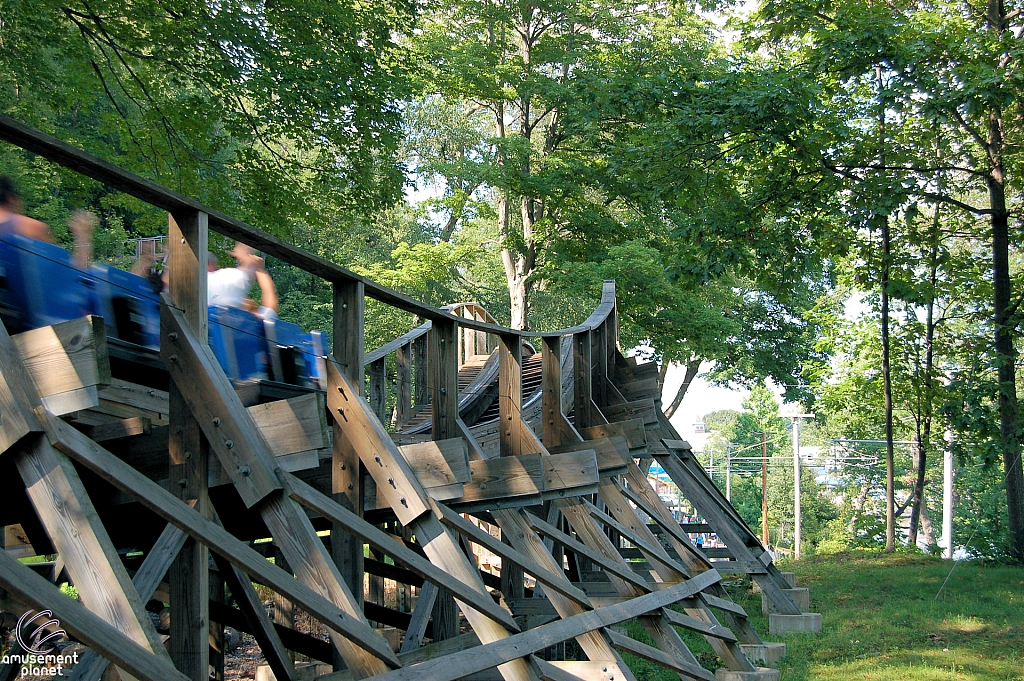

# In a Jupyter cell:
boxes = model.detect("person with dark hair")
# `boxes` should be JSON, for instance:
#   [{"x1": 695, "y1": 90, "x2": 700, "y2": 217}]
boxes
[{"x1": 0, "y1": 175, "x2": 96, "y2": 267}]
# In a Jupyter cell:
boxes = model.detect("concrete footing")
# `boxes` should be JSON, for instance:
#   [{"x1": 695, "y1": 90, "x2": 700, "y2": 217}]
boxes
[
  {"x1": 715, "y1": 667, "x2": 782, "y2": 681},
  {"x1": 769, "y1": 612, "x2": 822, "y2": 635},
  {"x1": 762, "y1": 587, "x2": 810, "y2": 614},
  {"x1": 739, "y1": 642, "x2": 787, "y2": 666}
]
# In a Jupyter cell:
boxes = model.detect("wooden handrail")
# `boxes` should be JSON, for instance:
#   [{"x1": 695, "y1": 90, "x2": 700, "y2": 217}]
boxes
[{"x1": 0, "y1": 114, "x2": 616, "y2": 338}]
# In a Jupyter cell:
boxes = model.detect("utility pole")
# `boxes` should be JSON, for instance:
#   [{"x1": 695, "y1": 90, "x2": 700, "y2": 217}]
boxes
[
  {"x1": 791, "y1": 413, "x2": 815, "y2": 560},
  {"x1": 726, "y1": 444, "x2": 732, "y2": 501},
  {"x1": 761, "y1": 431, "x2": 769, "y2": 547},
  {"x1": 942, "y1": 429, "x2": 954, "y2": 559}
]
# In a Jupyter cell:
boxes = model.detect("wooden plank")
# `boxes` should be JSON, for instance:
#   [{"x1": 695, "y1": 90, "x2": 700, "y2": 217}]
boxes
[
  {"x1": 538, "y1": 661, "x2": 628, "y2": 681},
  {"x1": 432, "y1": 501, "x2": 590, "y2": 606},
  {"x1": 462, "y1": 454, "x2": 544, "y2": 501},
  {"x1": 98, "y1": 379, "x2": 170, "y2": 415},
  {"x1": 38, "y1": 412, "x2": 401, "y2": 668},
  {"x1": 605, "y1": 630, "x2": 715, "y2": 681},
  {"x1": 326, "y1": 359, "x2": 430, "y2": 525},
  {"x1": 282, "y1": 472, "x2": 519, "y2": 632},
  {"x1": 498, "y1": 334, "x2": 523, "y2": 457},
  {"x1": 430, "y1": 317, "x2": 459, "y2": 440},
  {"x1": 364, "y1": 323, "x2": 430, "y2": 366},
  {"x1": 618, "y1": 378, "x2": 660, "y2": 402},
  {"x1": 0, "y1": 317, "x2": 42, "y2": 456},
  {"x1": 542, "y1": 450, "x2": 600, "y2": 491},
  {"x1": 399, "y1": 438, "x2": 471, "y2": 487},
  {"x1": 548, "y1": 436, "x2": 628, "y2": 475},
  {"x1": 0, "y1": 550, "x2": 189, "y2": 681},
  {"x1": 395, "y1": 342, "x2": 412, "y2": 427},
  {"x1": 247, "y1": 393, "x2": 328, "y2": 457},
  {"x1": 12, "y1": 315, "x2": 110, "y2": 415},
  {"x1": 166, "y1": 213, "x2": 221, "y2": 681},
  {"x1": 87, "y1": 416, "x2": 151, "y2": 442},
  {"x1": 579, "y1": 420, "x2": 647, "y2": 450},
  {"x1": 601, "y1": 400, "x2": 657, "y2": 426},
  {"x1": 161, "y1": 297, "x2": 282, "y2": 508},
  {"x1": 318, "y1": 571, "x2": 721, "y2": 681},
  {"x1": 697, "y1": 594, "x2": 748, "y2": 619}
]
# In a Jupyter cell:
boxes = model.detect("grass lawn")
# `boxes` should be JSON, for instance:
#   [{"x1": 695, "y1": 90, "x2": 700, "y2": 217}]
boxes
[{"x1": 620, "y1": 552, "x2": 1024, "y2": 680}]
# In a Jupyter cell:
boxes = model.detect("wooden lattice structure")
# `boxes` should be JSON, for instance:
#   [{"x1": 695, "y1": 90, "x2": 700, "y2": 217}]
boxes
[{"x1": 0, "y1": 116, "x2": 817, "y2": 681}]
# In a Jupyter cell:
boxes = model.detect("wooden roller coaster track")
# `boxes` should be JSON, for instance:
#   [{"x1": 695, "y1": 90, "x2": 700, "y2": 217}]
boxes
[{"x1": 0, "y1": 114, "x2": 815, "y2": 681}]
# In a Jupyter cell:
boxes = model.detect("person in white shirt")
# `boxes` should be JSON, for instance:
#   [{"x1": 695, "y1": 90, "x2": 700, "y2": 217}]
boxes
[{"x1": 207, "y1": 242, "x2": 279, "y2": 319}]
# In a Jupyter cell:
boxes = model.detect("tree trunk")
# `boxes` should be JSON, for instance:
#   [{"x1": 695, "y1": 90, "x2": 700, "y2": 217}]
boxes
[
  {"x1": 987, "y1": 0, "x2": 1024, "y2": 563},
  {"x1": 663, "y1": 358, "x2": 701, "y2": 419},
  {"x1": 909, "y1": 231, "x2": 939, "y2": 547},
  {"x1": 920, "y1": 502, "x2": 936, "y2": 550}
]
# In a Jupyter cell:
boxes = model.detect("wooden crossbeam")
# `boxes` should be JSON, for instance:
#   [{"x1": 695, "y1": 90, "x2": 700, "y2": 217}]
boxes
[
  {"x1": 432, "y1": 500, "x2": 590, "y2": 607},
  {"x1": 320, "y1": 571, "x2": 721, "y2": 681},
  {"x1": 605, "y1": 630, "x2": 715, "y2": 681},
  {"x1": 283, "y1": 472, "x2": 519, "y2": 632},
  {"x1": 38, "y1": 411, "x2": 401, "y2": 668},
  {"x1": 0, "y1": 550, "x2": 188, "y2": 681},
  {"x1": 526, "y1": 514, "x2": 651, "y2": 592}
]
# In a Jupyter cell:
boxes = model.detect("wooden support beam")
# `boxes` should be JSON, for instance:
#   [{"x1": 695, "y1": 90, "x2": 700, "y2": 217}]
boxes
[
  {"x1": 490, "y1": 509, "x2": 637, "y2": 681},
  {"x1": 68, "y1": 524, "x2": 188, "y2": 681},
  {"x1": 319, "y1": 571, "x2": 721, "y2": 681},
  {"x1": 573, "y1": 332, "x2": 593, "y2": 430},
  {"x1": 38, "y1": 412, "x2": 401, "y2": 669},
  {"x1": 282, "y1": 472, "x2": 518, "y2": 632},
  {"x1": 12, "y1": 315, "x2": 110, "y2": 415},
  {"x1": 332, "y1": 279, "x2": 366, "y2": 636},
  {"x1": 214, "y1": 553, "x2": 295, "y2": 681},
  {"x1": 430, "y1": 317, "x2": 459, "y2": 441},
  {"x1": 396, "y1": 342, "x2": 412, "y2": 428},
  {"x1": 399, "y1": 582, "x2": 437, "y2": 653},
  {"x1": 0, "y1": 550, "x2": 189, "y2": 681},
  {"x1": 432, "y1": 501, "x2": 589, "y2": 607},
  {"x1": 498, "y1": 333, "x2": 523, "y2": 457},
  {"x1": 541, "y1": 336, "x2": 563, "y2": 450},
  {"x1": 166, "y1": 208, "x2": 210, "y2": 681},
  {"x1": 605, "y1": 630, "x2": 715, "y2": 681},
  {"x1": 370, "y1": 358, "x2": 387, "y2": 423},
  {"x1": 87, "y1": 416, "x2": 151, "y2": 443}
]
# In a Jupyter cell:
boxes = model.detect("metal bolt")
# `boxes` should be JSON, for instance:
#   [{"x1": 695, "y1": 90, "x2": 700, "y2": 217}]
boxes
[
  {"x1": 178, "y1": 478, "x2": 187, "y2": 488},
  {"x1": 180, "y1": 237, "x2": 185, "y2": 244},
  {"x1": 174, "y1": 425, "x2": 183, "y2": 434},
  {"x1": 241, "y1": 466, "x2": 250, "y2": 476},
  {"x1": 400, "y1": 497, "x2": 408, "y2": 507},
  {"x1": 342, "y1": 303, "x2": 348, "y2": 309},
  {"x1": 388, "y1": 478, "x2": 395, "y2": 488},
  {"x1": 168, "y1": 355, "x2": 178, "y2": 363},
  {"x1": 348, "y1": 483, "x2": 353, "y2": 490},
  {"x1": 339, "y1": 463, "x2": 347, "y2": 471},
  {"x1": 168, "y1": 332, "x2": 178, "y2": 341},
  {"x1": 225, "y1": 440, "x2": 234, "y2": 449},
  {"x1": 440, "y1": 388, "x2": 446, "y2": 395},
  {"x1": 185, "y1": 450, "x2": 192, "y2": 460},
  {"x1": 212, "y1": 417, "x2": 221, "y2": 426},
  {"x1": 375, "y1": 456, "x2": 382, "y2": 466}
]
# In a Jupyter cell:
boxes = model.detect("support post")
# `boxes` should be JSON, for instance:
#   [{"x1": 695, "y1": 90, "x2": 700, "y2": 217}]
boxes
[
  {"x1": 793, "y1": 419, "x2": 801, "y2": 560},
  {"x1": 167, "y1": 209, "x2": 210, "y2": 680},
  {"x1": 331, "y1": 279, "x2": 365, "y2": 670},
  {"x1": 761, "y1": 431, "x2": 769, "y2": 547},
  {"x1": 498, "y1": 333, "x2": 523, "y2": 458},
  {"x1": 428, "y1": 315, "x2": 460, "y2": 639},
  {"x1": 396, "y1": 342, "x2": 412, "y2": 428},
  {"x1": 573, "y1": 332, "x2": 593, "y2": 429},
  {"x1": 541, "y1": 336, "x2": 562, "y2": 449}
]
